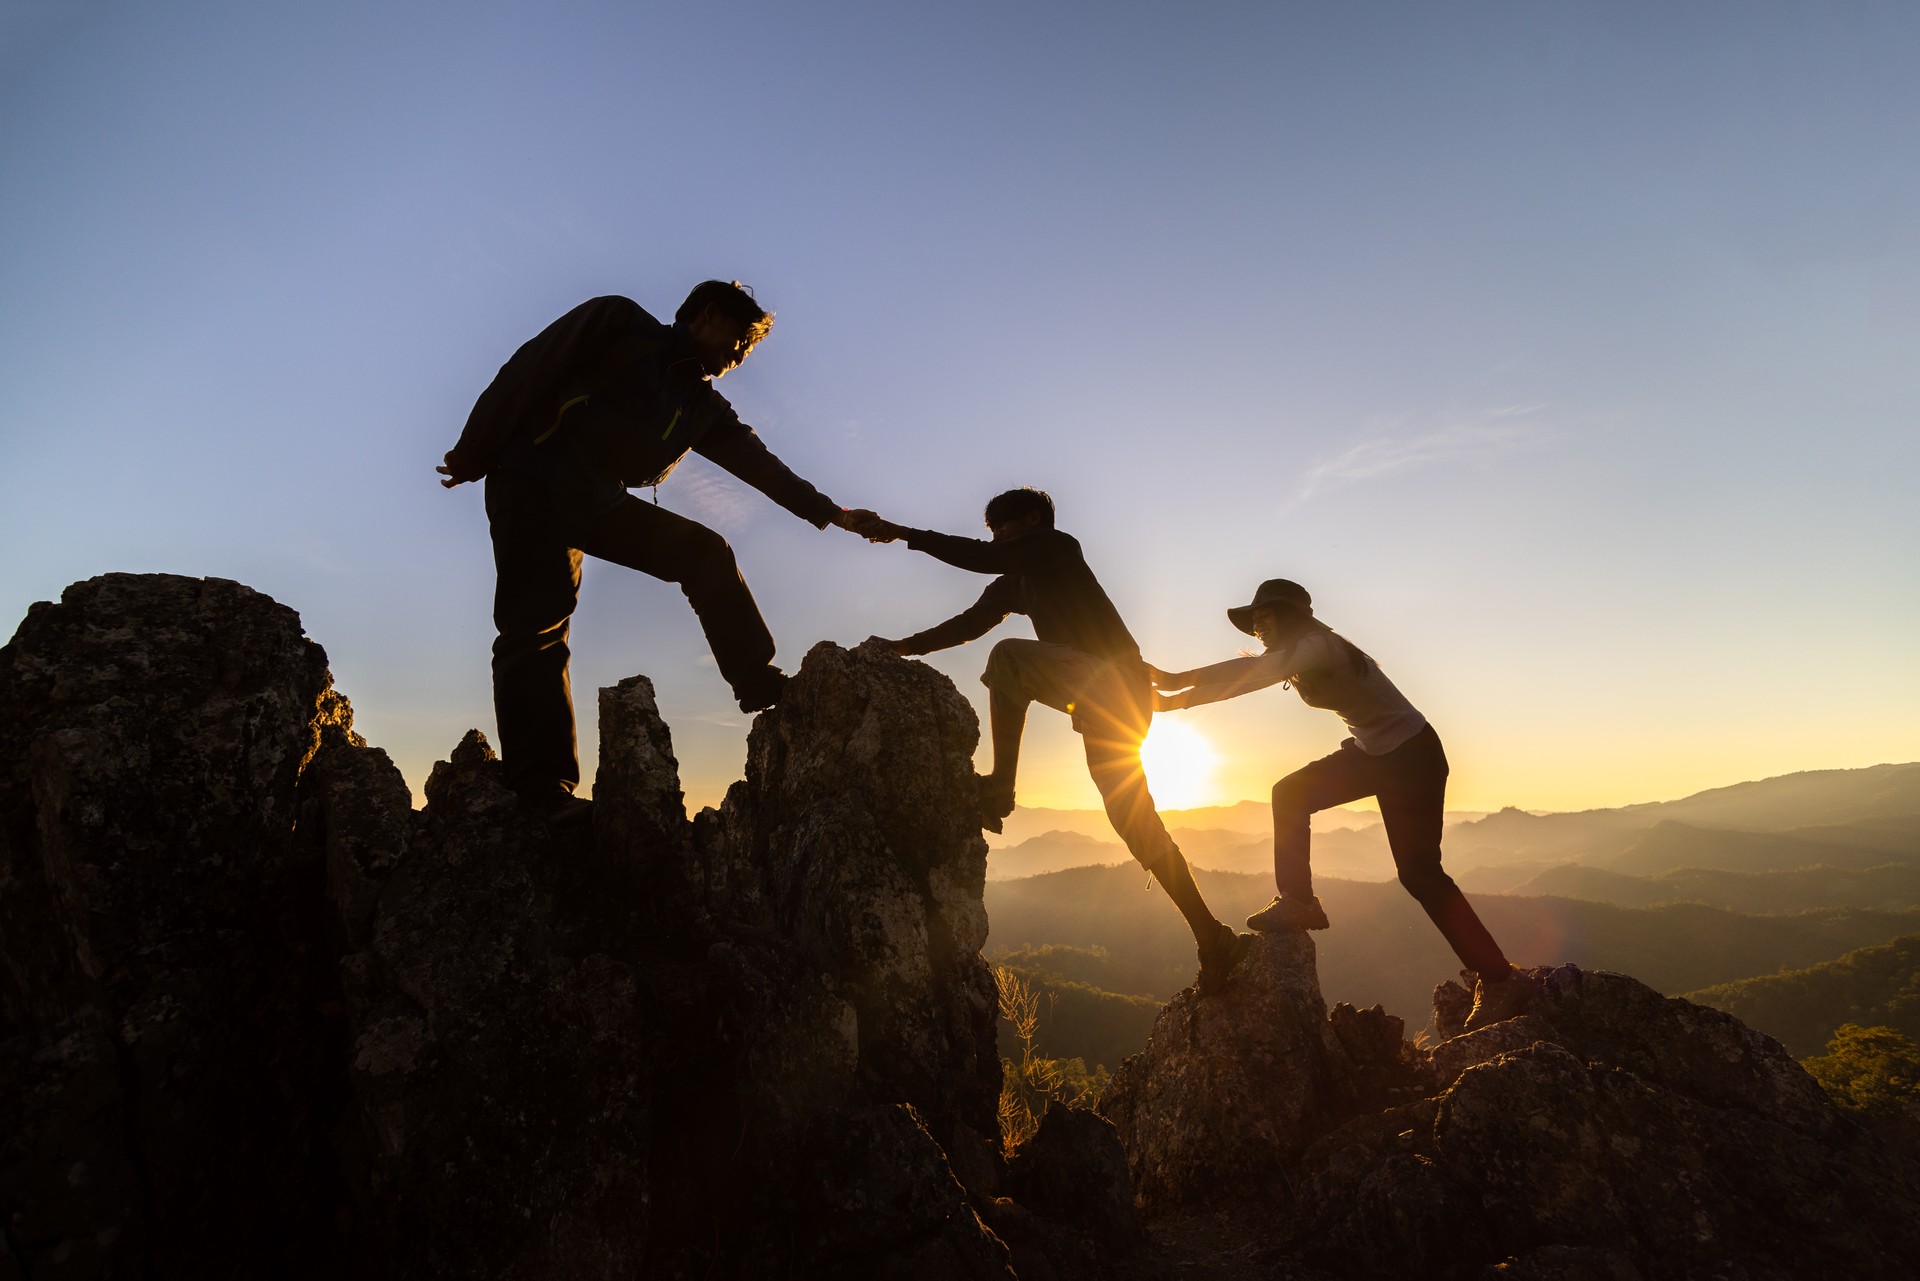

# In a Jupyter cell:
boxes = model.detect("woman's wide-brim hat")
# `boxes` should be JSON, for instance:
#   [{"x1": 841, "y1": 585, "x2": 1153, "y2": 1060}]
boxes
[{"x1": 1227, "y1": 578, "x2": 1312, "y2": 635}]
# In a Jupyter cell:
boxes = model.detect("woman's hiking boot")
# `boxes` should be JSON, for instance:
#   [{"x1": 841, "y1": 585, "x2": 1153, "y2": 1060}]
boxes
[
  {"x1": 1464, "y1": 970, "x2": 1537, "y2": 1033},
  {"x1": 1196, "y1": 924, "x2": 1252, "y2": 995},
  {"x1": 1246, "y1": 894, "x2": 1330, "y2": 932}
]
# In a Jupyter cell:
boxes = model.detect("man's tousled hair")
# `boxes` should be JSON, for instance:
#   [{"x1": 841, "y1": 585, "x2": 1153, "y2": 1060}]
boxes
[
  {"x1": 677, "y1": 280, "x2": 774, "y2": 344},
  {"x1": 984, "y1": 487, "x2": 1055, "y2": 529}
]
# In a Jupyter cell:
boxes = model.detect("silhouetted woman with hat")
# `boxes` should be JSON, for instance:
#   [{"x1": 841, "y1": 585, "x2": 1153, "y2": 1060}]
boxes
[{"x1": 1153, "y1": 578, "x2": 1532, "y2": 1032}]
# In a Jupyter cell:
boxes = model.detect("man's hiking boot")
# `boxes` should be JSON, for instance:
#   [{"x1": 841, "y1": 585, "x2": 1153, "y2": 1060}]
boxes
[
  {"x1": 1464, "y1": 970, "x2": 1537, "y2": 1033},
  {"x1": 974, "y1": 774, "x2": 1015, "y2": 834},
  {"x1": 1196, "y1": 924, "x2": 1252, "y2": 996},
  {"x1": 518, "y1": 787, "x2": 594, "y2": 829},
  {"x1": 735, "y1": 667, "x2": 789, "y2": 714},
  {"x1": 1246, "y1": 894, "x2": 1330, "y2": 933},
  {"x1": 544, "y1": 795, "x2": 595, "y2": 829}
]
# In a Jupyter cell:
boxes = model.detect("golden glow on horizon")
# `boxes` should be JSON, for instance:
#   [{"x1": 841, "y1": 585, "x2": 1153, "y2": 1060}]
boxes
[{"x1": 1140, "y1": 717, "x2": 1221, "y2": 811}]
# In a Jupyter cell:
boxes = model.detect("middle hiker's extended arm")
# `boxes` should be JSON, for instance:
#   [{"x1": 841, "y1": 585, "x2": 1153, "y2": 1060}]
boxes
[{"x1": 885, "y1": 579, "x2": 1019, "y2": 656}]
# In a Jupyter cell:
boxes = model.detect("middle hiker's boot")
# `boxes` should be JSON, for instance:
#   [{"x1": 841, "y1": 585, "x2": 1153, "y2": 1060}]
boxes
[
  {"x1": 974, "y1": 774, "x2": 1015, "y2": 834},
  {"x1": 1196, "y1": 923, "x2": 1252, "y2": 995}
]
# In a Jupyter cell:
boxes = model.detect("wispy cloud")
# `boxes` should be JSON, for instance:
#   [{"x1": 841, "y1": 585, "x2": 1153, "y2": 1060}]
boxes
[
  {"x1": 1294, "y1": 405, "x2": 1554, "y2": 501},
  {"x1": 663, "y1": 465, "x2": 758, "y2": 529}
]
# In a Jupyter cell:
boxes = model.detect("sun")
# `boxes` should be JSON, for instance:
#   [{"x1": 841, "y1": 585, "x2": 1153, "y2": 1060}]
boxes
[{"x1": 1139, "y1": 717, "x2": 1220, "y2": 811}]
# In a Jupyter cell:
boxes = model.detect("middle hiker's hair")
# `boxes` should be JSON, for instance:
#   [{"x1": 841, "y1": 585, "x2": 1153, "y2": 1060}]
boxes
[{"x1": 984, "y1": 487, "x2": 1055, "y2": 529}]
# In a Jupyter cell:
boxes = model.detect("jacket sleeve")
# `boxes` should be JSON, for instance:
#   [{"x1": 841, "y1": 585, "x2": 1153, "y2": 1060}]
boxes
[
  {"x1": 451, "y1": 296, "x2": 643, "y2": 477},
  {"x1": 895, "y1": 579, "x2": 1019, "y2": 655},
  {"x1": 694, "y1": 407, "x2": 843, "y2": 529},
  {"x1": 899, "y1": 528, "x2": 1013, "y2": 574}
]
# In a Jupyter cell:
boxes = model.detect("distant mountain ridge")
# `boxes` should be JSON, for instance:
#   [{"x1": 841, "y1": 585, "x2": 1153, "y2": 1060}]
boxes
[
  {"x1": 988, "y1": 762, "x2": 1920, "y2": 879},
  {"x1": 1443, "y1": 763, "x2": 1920, "y2": 868},
  {"x1": 1493, "y1": 859, "x2": 1920, "y2": 914}
]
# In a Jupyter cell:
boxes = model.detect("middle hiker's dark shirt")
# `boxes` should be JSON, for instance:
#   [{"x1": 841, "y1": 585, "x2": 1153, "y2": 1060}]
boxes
[{"x1": 894, "y1": 526, "x2": 1144, "y2": 666}]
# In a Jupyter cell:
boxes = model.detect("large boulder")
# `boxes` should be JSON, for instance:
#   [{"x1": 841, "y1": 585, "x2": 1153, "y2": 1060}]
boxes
[
  {"x1": 1098, "y1": 930, "x2": 1422, "y2": 1212},
  {"x1": 1308, "y1": 966, "x2": 1920, "y2": 1279},
  {"x1": 1107, "y1": 940, "x2": 1920, "y2": 1279},
  {"x1": 0, "y1": 574, "x2": 346, "y2": 1276},
  {"x1": 5, "y1": 578, "x2": 1144, "y2": 1279}
]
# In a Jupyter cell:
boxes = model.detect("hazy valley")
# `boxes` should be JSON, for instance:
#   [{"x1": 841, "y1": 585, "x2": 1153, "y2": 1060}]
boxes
[{"x1": 986, "y1": 762, "x2": 1920, "y2": 1072}]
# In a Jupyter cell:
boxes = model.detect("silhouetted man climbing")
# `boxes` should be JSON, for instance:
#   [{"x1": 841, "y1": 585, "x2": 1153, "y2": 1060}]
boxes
[
  {"x1": 440, "y1": 282, "x2": 877, "y2": 822},
  {"x1": 864, "y1": 487, "x2": 1251, "y2": 993}
]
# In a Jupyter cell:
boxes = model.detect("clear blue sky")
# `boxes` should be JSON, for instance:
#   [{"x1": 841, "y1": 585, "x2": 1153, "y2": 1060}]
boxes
[{"x1": 4, "y1": 1, "x2": 1917, "y2": 814}]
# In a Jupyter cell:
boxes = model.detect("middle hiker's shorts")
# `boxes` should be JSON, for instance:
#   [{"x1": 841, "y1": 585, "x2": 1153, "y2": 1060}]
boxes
[{"x1": 980, "y1": 639, "x2": 1151, "y2": 746}]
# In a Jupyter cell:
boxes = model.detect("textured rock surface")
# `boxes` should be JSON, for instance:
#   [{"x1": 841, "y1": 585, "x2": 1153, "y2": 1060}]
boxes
[
  {"x1": 1313, "y1": 965, "x2": 1920, "y2": 1280},
  {"x1": 1104, "y1": 931, "x2": 1920, "y2": 1278},
  {"x1": 3, "y1": 582, "x2": 1129, "y2": 1279},
  {"x1": 11, "y1": 573, "x2": 1920, "y2": 1280},
  {"x1": 1, "y1": 574, "x2": 345, "y2": 1276},
  {"x1": 1099, "y1": 931, "x2": 1424, "y2": 1212}
]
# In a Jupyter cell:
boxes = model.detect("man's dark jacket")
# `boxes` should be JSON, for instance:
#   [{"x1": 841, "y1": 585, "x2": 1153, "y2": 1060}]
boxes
[{"x1": 452, "y1": 295, "x2": 840, "y2": 527}]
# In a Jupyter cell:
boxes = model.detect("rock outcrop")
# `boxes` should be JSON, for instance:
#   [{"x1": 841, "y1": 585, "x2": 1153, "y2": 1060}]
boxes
[
  {"x1": 1101, "y1": 935, "x2": 1920, "y2": 1278},
  {"x1": 7, "y1": 572, "x2": 1919, "y2": 1280},
  {"x1": 1, "y1": 575, "x2": 1133, "y2": 1279}
]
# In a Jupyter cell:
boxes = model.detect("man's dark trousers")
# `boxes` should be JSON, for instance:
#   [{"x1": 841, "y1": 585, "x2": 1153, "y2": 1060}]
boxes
[{"x1": 486, "y1": 470, "x2": 773, "y2": 798}]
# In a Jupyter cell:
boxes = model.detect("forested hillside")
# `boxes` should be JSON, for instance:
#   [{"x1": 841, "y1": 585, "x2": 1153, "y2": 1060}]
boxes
[
  {"x1": 1496, "y1": 859, "x2": 1920, "y2": 913},
  {"x1": 986, "y1": 866, "x2": 1920, "y2": 1060},
  {"x1": 1684, "y1": 935, "x2": 1920, "y2": 1058}
]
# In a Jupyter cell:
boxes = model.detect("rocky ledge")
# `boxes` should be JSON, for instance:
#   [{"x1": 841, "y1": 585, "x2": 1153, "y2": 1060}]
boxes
[{"x1": 4, "y1": 574, "x2": 1918, "y2": 1280}]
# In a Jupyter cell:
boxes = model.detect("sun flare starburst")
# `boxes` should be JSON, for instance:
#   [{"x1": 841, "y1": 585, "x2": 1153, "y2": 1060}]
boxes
[{"x1": 1139, "y1": 717, "x2": 1220, "y2": 811}]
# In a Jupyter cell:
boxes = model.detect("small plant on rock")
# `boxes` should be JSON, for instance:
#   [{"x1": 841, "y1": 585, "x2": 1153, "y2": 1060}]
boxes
[{"x1": 994, "y1": 965, "x2": 1100, "y2": 1151}]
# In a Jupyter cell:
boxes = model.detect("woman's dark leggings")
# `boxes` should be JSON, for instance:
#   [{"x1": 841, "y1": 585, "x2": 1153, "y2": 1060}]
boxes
[{"x1": 1272, "y1": 725, "x2": 1512, "y2": 979}]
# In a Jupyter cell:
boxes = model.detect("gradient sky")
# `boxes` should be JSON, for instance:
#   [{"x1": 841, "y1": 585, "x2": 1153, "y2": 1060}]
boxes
[{"x1": 4, "y1": 1, "x2": 1916, "y2": 816}]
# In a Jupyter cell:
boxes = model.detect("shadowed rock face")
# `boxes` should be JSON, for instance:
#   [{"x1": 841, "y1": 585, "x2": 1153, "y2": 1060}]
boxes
[
  {"x1": 1, "y1": 574, "x2": 347, "y2": 1277},
  {"x1": 1098, "y1": 932, "x2": 1425, "y2": 1210},
  {"x1": 9, "y1": 573, "x2": 1920, "y2": 1280},
  {"x1": 1, "y1": 578, "x2": 1134, "y2": 1280},
  {"x1": 1102, "y1": 935, "x2": 1920, "y2": 1279}
]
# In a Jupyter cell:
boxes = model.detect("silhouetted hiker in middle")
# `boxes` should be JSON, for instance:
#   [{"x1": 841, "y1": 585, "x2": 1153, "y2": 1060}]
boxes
[
  {"x1": 1152, "y1": 578, "x2": 1534, "y2": 1031},
  {"x1": 863, "y1": 487, "x2": 1251, "y2": 993}
]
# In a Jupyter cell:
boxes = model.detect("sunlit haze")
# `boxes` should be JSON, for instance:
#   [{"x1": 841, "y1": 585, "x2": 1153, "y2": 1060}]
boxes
[
  {"x1": 3, "y1": 3, "x2": 1916, "y2": 816},
  {"x1": 1140, "y1": 719, "x2": 1221, "y2": 813}
]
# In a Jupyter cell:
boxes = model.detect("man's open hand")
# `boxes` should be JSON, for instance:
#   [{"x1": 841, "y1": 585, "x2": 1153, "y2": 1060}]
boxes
[{"x1": 437, "y1": 449, "x2": 481, "y2": 489}]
